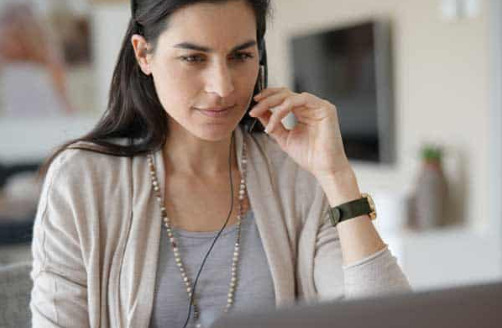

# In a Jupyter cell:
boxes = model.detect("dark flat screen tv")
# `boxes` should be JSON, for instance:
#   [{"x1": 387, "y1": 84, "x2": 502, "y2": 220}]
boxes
[{"x1": 290, "y1": 21, "x2": 394, "y2": 163}]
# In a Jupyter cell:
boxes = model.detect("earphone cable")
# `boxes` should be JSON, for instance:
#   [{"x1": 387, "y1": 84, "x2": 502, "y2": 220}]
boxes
[{"x1": 181, "y1": 132, "x2": 236, "y2": 328}]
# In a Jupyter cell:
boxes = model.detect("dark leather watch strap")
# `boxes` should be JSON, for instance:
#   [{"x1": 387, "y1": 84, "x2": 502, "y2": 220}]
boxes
[{"x1": 328, "y1": 197, "x2": 372, "y2": 227}]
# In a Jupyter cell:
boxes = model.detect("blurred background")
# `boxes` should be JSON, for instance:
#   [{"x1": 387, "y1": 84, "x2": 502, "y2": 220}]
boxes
[{"x1": 0, "y1": 0, "x2": 501, "y2": 295}]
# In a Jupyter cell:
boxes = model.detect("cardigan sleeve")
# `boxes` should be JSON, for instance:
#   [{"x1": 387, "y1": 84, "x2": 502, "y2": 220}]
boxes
[
  {"x1": 30, "y1": 152, "x2": 90, "y2": 328},
  {"x1": 313, "y1": 186, "x2": 412, "y2": 301},
  {"x1": 246, "y1": 131, "x2": 411, "y2": 301}
]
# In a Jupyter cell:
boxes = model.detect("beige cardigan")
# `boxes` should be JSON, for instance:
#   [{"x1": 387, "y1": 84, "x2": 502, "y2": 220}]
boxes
[{"x1": 30, "y1": 125, "x2": 411, "y2": 327}]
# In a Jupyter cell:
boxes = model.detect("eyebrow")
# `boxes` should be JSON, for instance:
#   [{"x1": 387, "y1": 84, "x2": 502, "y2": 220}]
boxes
[{"x1": 173, "y1": 40, "x2": 257, "y2": 53}]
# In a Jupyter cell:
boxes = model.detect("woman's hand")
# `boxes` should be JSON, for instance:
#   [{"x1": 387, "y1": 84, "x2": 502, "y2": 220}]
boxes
[
  {"x1": 249, "y1": 88, "x2": 391, "y2": 268},
  {"x1": 249, "y1": 87, "x2": 352, "y2": 179}
]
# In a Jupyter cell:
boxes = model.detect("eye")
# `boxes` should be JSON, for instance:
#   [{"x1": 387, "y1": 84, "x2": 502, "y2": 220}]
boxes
[
  {"x1": 179, "y1": 54, "x2": 205, "y2": 63},
  {"x1": 178, "y1": 52, "x2": 254, "y2": 65},
  {"x1": 230, "y1": 52, "x2": 254, "y2": 61}
]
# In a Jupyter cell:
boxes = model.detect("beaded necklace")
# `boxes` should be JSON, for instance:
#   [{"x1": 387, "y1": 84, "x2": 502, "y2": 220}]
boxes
[{"x1": 147, "y1": 140, "x2": 248, "y2": 328}]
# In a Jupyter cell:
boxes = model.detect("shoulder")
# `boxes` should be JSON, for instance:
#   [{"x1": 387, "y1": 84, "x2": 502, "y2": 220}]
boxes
[
  {"x1": 38, "y1": 139, "x2": 142, "y2": 232},
  {"x1": 43, "y1": 138, "x2": 140, "y2": 193}
]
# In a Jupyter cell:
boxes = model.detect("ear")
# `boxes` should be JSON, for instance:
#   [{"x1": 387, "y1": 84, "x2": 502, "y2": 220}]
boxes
[{"x1": 131, "y1": 34, "x2": 152, "y2": 75}]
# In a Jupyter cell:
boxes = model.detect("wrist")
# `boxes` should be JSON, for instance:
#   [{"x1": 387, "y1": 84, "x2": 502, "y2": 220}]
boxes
[{"x1": 315, "y1": 167, "x2": 362, "y2": 207}]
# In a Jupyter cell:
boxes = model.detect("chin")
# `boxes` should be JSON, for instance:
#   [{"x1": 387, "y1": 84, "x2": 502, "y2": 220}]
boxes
[
  {"x1": 191, "y1": 110, "x2": 246, "y2": 141},
  {"x1": 191, "y1": 123, "x2": 240, "y2": 142}
]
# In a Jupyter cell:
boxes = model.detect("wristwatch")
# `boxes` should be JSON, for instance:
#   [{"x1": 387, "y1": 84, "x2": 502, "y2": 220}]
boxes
[{"x1": 327, "y1": 193, "x2": 377, "y2": 227}]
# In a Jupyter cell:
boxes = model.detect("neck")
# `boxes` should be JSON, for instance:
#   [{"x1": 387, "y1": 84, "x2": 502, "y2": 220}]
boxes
[{"x1": 163, "y1": 125, "x2": 238, "y2": 178}]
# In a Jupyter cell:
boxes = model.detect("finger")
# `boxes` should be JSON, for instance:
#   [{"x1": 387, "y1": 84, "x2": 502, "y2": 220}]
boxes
[
  {"x1": 266, "y1": 118, "x2": 289, "y2": 149},
  {"x1": 255, "y1": 110, "x2": 271, "y2": 129},
  {"x1": 265, "y1": 95, "x2": 301, "y2": 133},
  {"x1": 250, "y1": 90, "x2": 292, "y2": 118},
  {"x1": 257, "y1": 108, "x2": 289, "y2": 145},
  {"x1": 253, "y1": 87, "x2": 287, "y2": 101},
  {"x1": 267, "y1": 93, "x2": 318, "y2": 132}
]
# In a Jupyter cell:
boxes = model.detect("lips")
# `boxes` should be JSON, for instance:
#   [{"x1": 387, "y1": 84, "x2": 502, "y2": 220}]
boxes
[
  {"x1": 198, "y1": 105, "x2": 234, "y2": 112},
  {"x1": 196, "y1": 105, "x2": 235, "y2": 118}
]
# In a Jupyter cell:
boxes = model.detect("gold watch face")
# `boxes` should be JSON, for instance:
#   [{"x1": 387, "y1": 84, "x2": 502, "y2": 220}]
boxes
[{"x1": 361, "y1": 193, "x2": 377, "y2": 220}]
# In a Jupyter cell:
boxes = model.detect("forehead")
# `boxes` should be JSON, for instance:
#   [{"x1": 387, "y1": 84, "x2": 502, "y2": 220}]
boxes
[{"x1": 158, "y1": 1, "x2": 257, "y2": 50}]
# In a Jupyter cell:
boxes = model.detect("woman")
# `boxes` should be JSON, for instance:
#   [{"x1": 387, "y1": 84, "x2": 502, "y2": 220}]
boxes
[{"x1": 30, "y1": 0, "x2": 411, "y2": 327}]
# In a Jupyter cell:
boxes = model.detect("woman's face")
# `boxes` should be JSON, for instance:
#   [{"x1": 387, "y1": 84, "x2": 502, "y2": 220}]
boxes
[{"x1": 135, "y1": 0, "x2": 260, "y2": 141}]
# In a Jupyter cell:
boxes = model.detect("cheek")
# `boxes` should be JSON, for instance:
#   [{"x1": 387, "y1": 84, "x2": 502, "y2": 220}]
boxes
[
  {"x1": 230, "y1": 71, "x2": 258, "y2": 116},
  {"x1": 151, "y1": 66, "x2": 198, "y2": 111},
  {"x1": 242, "y1": 67, "x2": 260, "y2": 106},
  {"x1": 235, "y1": 65, "x2": 259, "y2": 95}
]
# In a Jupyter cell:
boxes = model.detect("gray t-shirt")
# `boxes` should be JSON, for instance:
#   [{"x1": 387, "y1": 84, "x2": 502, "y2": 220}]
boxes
[{"x1": 149, "y1": 210, "x2": 276, "y2": 328}]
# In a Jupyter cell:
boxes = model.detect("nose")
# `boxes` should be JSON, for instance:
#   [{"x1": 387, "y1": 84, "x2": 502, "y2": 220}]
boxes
[{"x1": 204, "y1": 60, "x2": 235, "y2": 98}]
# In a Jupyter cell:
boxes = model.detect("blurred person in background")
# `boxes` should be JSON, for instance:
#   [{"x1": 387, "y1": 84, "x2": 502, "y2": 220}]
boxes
[
  {"x1": 0, "y1": 2, "x2": 73, "y2": 117},
  {"x1": 29, "y1": 0, "x2": 411, "y2": 327}
]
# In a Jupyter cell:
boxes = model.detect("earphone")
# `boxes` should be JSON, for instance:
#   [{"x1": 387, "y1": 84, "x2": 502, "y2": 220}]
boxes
[
  {"x1": 247, "y1": 38, "x2": 268, "y2": 133},
  {"x1": 247, "y1": 64, "x2": 265, "y2": 133}
]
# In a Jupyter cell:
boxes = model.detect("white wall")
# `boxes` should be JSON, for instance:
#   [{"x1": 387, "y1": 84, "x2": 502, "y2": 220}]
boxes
[{"x1": 267, "y1": 0, "x2": 490, "y2": 231}]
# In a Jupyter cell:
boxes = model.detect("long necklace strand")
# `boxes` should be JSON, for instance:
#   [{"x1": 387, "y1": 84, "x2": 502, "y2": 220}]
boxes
[{"x1": 147, "y1": 140, "x2": 248, "y2": 328}]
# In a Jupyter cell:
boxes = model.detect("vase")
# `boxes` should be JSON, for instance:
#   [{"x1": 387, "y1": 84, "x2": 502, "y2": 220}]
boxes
[{"x1": 411, "y1": 159, "x2": 448, "y2": 230}]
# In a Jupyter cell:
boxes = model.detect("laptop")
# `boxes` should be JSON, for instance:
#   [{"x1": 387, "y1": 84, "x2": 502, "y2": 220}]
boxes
[{"x1": 211, "y1": 281, "x2": 502, "y2": 328}]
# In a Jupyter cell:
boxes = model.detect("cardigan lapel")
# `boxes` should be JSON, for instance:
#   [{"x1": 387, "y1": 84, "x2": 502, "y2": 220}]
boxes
[
  {"x1": 235, "y1": 126, "x2": 296, "y2": 307},
  {"x1": 127, "y1": 148, "x2": 166, "y2": 328}
]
